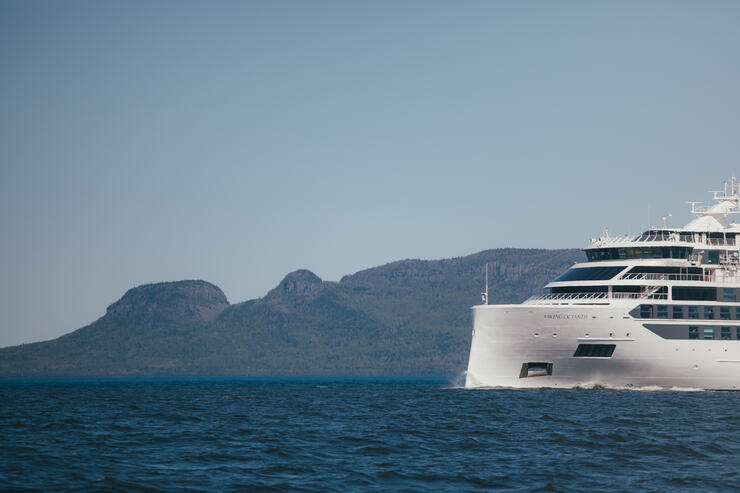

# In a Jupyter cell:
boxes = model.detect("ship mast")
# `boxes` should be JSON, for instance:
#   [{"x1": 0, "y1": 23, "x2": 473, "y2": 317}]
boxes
[{"x1": 481, "y1": 264, "x2": 489, "y2": 305}]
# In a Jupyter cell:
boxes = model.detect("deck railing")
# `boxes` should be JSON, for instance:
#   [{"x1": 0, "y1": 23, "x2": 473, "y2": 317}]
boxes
[
  {"x1": 620, "y1": 271, "x2": 740, "y2": 283},
  {"x1": 620, "y1": 273, "x2": 706, "y2": 282},
  {"x1": 589, "y1": 233, "x2": 737, "y2": 248},
  {"x1": 524, "y1": 291, "x2": 668, "y2": 305}
]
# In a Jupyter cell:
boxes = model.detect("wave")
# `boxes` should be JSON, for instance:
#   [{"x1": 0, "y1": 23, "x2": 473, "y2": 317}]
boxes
[{"x1": 461, "y1": 376, "x2": 709, "y2": 392}]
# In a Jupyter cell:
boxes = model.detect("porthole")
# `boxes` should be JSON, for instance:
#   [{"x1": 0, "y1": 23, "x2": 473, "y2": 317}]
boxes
[{"x1": 552, "y1": 332, "x2": 558, "y2": 337}]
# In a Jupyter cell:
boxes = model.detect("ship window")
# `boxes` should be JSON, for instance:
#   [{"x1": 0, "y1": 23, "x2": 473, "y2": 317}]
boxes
[
  {"x1": 672, "y1": 306, "x2": 683, "y2": 319},
  {"x1": 613, "y1": 285, "x2": 641, "y2": 293},
  {"x1": 724, "y1": 288, "x2": 736, "y2": 302},
  {"x1": 704, "y1": 306, "x2": 715, "y2": 319},
  {"x1": 673, "y1": 247, "x2": 690, "y2": 258},
  {"x1": 553, "y1": 266, "x2": 626, "y2": 282},
  {"x1": 673, "y1": 287, "x2": 717, "y2": 301},
  {"x1": 640, "y1": 305, "x2": 652, "y2": 318},
  {"x1": 721, "y1": 327, "x2": 731, "y2": 340},
  {"x1": 688, "y1": 306, "x2": 699, "y2": 319},
  {"x1": 573, "y1": 344, "x2": 616, "y2": 358},
  {"x1": 721, "y1": 307, "x2": 730, "y2": 320},
  {"x1": 736, "y1": 307, "x2": 740, "y2": 319},
  {"x1": 737, "y1": 327, "x2": 740, "y2": 340},
  {"x1": 689, "y1": 326, "x2": 699, "y2": 339},
  {"x1": 656, "y1": 305, "x2": 668, "y2": 319},
  {"x1": 550, "y1": 286, "x2": 608, "y2": 294},
  {"x1": 704, "y1": 327, "x2": 715, "y2": 340},
  {"x1": 708, "y1": 251, "x2": 720, "y2": 264},
  {"x1": 626, "y1": 266, "x2": 682, "y2": 275}
]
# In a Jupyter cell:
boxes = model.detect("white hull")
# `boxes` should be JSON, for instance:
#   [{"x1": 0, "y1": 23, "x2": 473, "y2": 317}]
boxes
[{"x1": 465, "y1": 303, "x2": 740, "y2": 390}]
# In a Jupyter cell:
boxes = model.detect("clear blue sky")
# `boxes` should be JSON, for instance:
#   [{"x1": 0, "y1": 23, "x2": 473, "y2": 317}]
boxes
[{"x1": 2, "y1": 0, "x2": 740, "y2": 347}]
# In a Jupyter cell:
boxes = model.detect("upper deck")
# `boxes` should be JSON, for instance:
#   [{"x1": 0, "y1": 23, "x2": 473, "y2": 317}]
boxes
[
  {"x1": 526, "y1": 178, "x2": 740, "y2": 305},
  {"x1": 586, "y1": 177, "x2": 740, "y2": 259},
  {"x1": 587, "y1": 230, "x2": 737, "y2": 250}
]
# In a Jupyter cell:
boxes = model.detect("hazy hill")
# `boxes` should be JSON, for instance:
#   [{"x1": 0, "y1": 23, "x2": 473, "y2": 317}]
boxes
[
  {"x1": 0, "y1": 281, "x2": 229, "y2": 376},
  {"x1": 0, "y1": 248, "x2": 584, "y2": 376}
]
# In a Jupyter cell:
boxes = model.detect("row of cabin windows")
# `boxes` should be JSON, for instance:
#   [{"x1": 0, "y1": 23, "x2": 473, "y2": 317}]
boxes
[
  {"x1": 688, "y1": 326, "x2": 740, "y2": 340},
  {"x1": 586, "y1": 249, "x2": 737, "y2": 265},
  {"x1": 585, "y1": 246, "x2": 692, "y2": 262},
  {"x1": 640, "y1": 304, "x2": 740, "y2": 320}
]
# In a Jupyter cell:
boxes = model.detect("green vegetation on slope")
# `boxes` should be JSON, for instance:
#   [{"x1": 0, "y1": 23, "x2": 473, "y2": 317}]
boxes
[{"x1": 0, "y1": 248, "x2": 584, "y2": 376}]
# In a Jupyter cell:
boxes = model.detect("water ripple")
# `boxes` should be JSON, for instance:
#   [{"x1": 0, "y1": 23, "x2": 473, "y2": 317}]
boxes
[{"x1": 2, "y1": 377, "x2": 740, "y2": 491}]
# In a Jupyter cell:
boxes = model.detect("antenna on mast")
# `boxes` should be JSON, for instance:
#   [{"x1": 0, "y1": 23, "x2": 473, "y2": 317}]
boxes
[{"x1": 662, "y1": 214, "x2": 672, "y2": 228}]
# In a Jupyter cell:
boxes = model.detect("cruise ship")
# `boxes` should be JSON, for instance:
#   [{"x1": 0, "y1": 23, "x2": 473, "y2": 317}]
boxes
[{"x1": 466, "y1": 179, "x2": 740, "y2": 390}]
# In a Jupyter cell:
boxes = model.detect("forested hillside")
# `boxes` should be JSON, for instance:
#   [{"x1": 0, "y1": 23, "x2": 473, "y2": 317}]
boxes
[{"x1": 0, "y1": 248, "x2": 584, "y2": 376}]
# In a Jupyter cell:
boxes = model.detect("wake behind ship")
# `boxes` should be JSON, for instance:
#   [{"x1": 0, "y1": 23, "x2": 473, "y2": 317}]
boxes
[{"x1": 466, "y1": 178, "x2": 740, "y2": 390}]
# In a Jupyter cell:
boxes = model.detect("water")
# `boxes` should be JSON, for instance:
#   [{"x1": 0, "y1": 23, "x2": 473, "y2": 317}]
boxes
[{"x1": 2, "y1": 377, "x2": 740, "y2": 492}]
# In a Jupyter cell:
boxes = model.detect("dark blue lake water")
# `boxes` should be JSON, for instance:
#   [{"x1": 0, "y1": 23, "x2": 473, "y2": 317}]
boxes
[{"x1": 2, "y1": 376, "x2": 740, "y2": 492}]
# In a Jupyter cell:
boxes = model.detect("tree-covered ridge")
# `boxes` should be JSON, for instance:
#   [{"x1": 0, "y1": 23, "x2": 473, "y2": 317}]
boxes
[{"x1": 0, "y1": 248, "x2": 584, "y2": 376}]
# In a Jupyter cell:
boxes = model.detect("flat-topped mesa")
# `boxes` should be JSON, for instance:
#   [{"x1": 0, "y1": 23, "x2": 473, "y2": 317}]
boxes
[{"x1": 106, "y1": 280, "x2": 229, "y2": 325}]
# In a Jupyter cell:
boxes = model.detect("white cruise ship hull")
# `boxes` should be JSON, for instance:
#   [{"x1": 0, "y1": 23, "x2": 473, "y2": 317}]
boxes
[{"x1": 465, "y1": 303, "x2": 740, "y2": 390}]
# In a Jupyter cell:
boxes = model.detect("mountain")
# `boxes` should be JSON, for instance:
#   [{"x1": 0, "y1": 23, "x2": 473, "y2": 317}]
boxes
[
  {"x1": 0, "y1": 281, "x2": 229, "y2": 376},
  {"x1": 0, "y1": 248, "x2": 584, "y2": 376}
]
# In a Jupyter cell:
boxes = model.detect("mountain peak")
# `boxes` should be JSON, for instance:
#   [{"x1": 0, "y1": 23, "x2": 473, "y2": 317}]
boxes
[
  {"x1": 106, "y1": 280, "x2": 229, "y2": 325},
  {"x1": 283, "y1": 269, "x2": 322, "y2": 283},
  {"x1": 269, "y1": 269, "x2": 324, "y2": 298}
]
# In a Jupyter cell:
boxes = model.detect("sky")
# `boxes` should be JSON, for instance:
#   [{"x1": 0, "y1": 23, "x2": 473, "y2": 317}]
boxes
[{"x1": 2, "y1": 0, "x2": 740, "y2": 347}]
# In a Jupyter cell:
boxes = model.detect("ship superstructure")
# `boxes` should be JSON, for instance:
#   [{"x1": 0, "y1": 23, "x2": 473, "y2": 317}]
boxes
[{"x1": 466, "y1": 178, "x2": 740, "y2": 390}]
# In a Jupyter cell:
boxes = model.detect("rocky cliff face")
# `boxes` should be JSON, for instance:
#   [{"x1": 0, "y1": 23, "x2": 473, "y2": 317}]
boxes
[
  {"x1": 106, "y1": 280, "x2": 229, "y2": 325},
  {"x1": 268, "y1": 270, "x2": 324, "y2": 297},
  {"x1": 263, "y1": 270, "x2": 331, "y2": 313}
]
